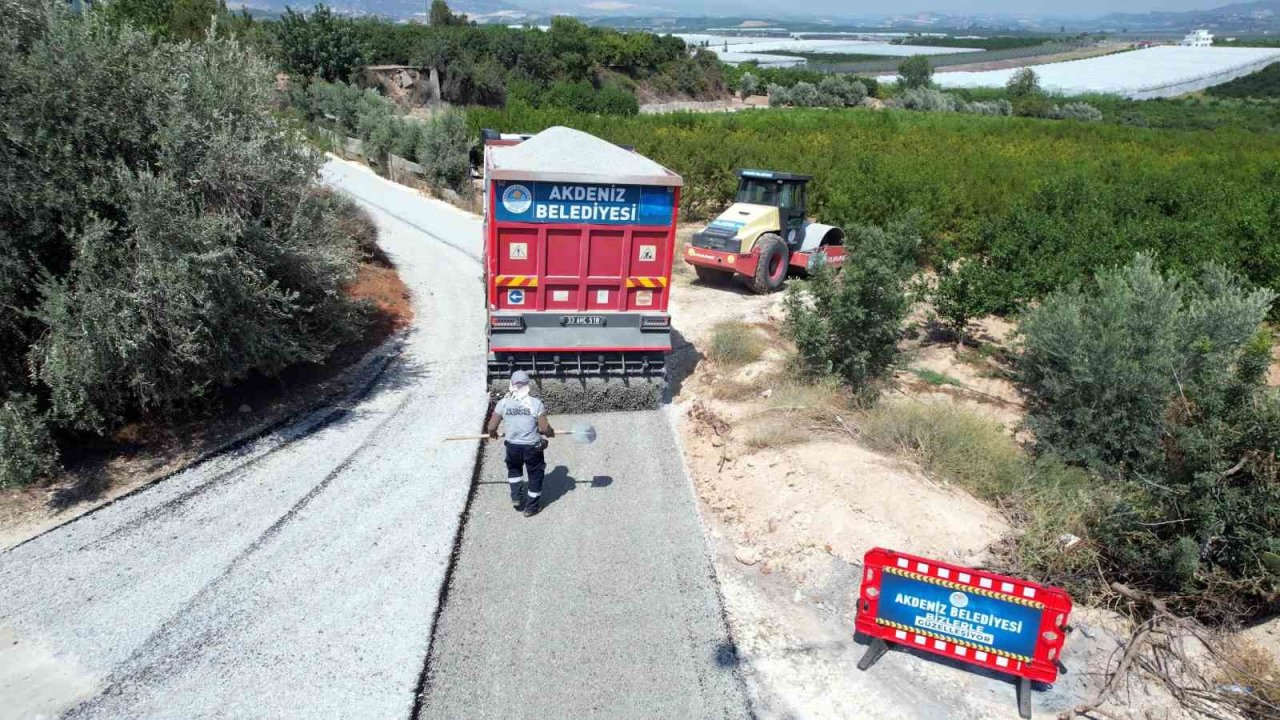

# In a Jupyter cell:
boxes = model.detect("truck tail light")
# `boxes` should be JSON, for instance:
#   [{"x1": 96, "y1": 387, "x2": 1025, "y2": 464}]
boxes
[
  {"x1": 490, "y1": 316, "x2": 524, "y2": 331},
  {"x1": 640, "y1": 315, "x2": 671, "y2": 331}
]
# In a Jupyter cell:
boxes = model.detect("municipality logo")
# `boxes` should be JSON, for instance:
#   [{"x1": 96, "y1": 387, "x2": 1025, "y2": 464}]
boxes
[
  {"x1": 502, "y1": 184, "x2": 532, "y2": 214},
  {"x1": 949, "y1": 591, "x2": 969, "y2": 608}
]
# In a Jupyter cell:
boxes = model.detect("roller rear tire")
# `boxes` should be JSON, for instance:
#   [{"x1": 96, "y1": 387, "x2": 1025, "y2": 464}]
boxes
[{"x1": 748, "y1": 234, "x2": 789, "y2": 294}]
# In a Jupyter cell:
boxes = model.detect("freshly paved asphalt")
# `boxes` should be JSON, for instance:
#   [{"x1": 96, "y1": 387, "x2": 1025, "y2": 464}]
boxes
[
  {"x1": 0, "y1": 158, "x2": 749, "y2": 719},
  {"x1": 420, "y1": 410, "x2": 751, "y2": 719}
]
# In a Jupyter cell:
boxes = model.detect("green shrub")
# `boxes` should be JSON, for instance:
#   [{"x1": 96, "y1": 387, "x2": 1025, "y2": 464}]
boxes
[
  {"x1": 1013, "y1": 94, "x2": 1054, "y2": 118},
  {"x1": 1020, "y1": 253, "x2": 1280, "y2": 616},
  {"x1": 306, "y1": 78, "x2": 363, "y2": 134},
  {"x1": 1207, "y1": 61, "x2": 1280, "y2": 98},
  {"x1": 897, "y1": 54, "x2": 932, "y2": 89},
  {"x1": 960, "y1": 98, "x2": 1013, "y2": 116},
  {"x1": 932, "y1": 258, "x2": 1001, "y2": 339},
  {"x1": 1020, "y1": 254, "x2": 1271, "y2": 471},
  {"x1": 789, "y1": 81, "x2": 818, "y2": 107},
  {"x1": 2, "y1": 3, "x2": 365, "y2": 437},
  {"x1": 911, "y1": 369, "x2": 962, "y2": 387},
  {"x1": 891, "y1": 87, "x2": 959, "y2": 112},
  {"x1": 707, "y1": 321, "x2": 766, "y2": 366},
  {"x1": 0, "y1": 395, "x2": 58, "y2": 488},
  {"x1": 737, "y1": 71, "x2": 758, "y2": 98},
  {"x1": 273, "y1": 4, "x2": 363, "y2": 82},
  {"x1": 817, "y1": 75, "x2": 867, "y2": 107},
  {"x1": 356, "y1": 88, "x2": 397, "y2": 165},
  {"x1": 1005, "y1": 68, "x2": 1040, "y2": 98},
  {"x1": 390, "y1": 119, "x2": 423, "y2": 159},
  {"x1": 594, "y1": 82, "x2": 640, "y2": 115},
  {"x1": 784, "y1": 222, "x2": 916, "y2": 393},
  {"x1": 416, "y1": 105, "x2": 471, "y2": 192},
  {"x1": 766, "y1": 83, "x2": 790, "y2": 106},
  {"x1": 1050, "y1": 102, "x2": 1103, "y2": 122},
  {"x1": 857, "y1": 75, "x2": 881, "y2": 98}
]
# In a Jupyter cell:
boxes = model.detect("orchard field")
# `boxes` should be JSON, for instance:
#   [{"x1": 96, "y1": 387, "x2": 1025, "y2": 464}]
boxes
[{"x1": 470, "y1": 105, "x2": 1280, "y2": 311}]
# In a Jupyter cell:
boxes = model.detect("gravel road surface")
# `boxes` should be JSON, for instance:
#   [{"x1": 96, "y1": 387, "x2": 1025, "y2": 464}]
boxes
[
  {"x1": 0, "y1": 159, "x2": 488, "y2": 719},
  {"x1": 0, "y1": 158, "x2": 747, "y2": 719},
  {"x1": 421, "y1": 409, "x2": 751, "y2": 719}
]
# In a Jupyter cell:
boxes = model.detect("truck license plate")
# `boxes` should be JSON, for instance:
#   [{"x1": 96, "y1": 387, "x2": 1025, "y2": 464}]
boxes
[{"x1": 562, "y1": 315, "x2": 606, "y2": 326}]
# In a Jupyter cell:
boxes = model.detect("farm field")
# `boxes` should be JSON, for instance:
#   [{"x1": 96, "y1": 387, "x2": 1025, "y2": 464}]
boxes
[
  {"x1": 1208, "y1": 61, "x2": 1280, "y2": 97},
  {"x1": 934, "y1": 45, "x2": 1280, "y2": 98},
  {"x1": 469, "y1": 105, "x2": 1280, "y2": 312}
]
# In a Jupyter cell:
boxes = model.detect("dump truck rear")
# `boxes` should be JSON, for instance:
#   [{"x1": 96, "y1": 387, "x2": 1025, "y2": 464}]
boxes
[{"x1": 482, "y1": 126, "x2": 683, "y2": 412}]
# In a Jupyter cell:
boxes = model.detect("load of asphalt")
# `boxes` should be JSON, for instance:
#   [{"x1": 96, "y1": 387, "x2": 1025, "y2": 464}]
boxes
[
  {"x1": 420, "y1": 409, "x2": 751, "y2": 719},
  {"x1": 487, "y1": 126, "x2": 677, "y2": 185}
]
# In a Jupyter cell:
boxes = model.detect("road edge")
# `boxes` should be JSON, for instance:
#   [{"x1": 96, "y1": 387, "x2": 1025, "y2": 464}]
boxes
[{"x1": 664, "y1": 401, "x2": 760, "y2": 719}]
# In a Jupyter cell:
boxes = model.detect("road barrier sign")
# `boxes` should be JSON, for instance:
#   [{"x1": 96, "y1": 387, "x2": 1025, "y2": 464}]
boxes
[{"x1": 855, "y1": 547, "x2": 1072, "y2": 719}]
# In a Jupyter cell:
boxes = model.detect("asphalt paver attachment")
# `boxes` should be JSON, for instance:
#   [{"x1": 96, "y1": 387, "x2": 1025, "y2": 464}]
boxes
[{"x1": 488, "y1": 375, "x2": 665, "y2": 414}]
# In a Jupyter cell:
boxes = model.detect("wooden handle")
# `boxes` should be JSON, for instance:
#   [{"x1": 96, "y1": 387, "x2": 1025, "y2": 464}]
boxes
[{"x1": 445, "y1": 432, "x2": 572, "y2": 441}]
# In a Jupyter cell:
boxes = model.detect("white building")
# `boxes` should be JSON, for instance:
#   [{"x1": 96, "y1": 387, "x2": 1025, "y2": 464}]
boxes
[{"x1": 1182, "y1": 29, "x2": 1214, "y2": 47}]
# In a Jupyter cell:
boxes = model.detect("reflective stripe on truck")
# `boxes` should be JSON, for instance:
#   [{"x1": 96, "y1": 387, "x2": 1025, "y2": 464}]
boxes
[
  {"x1": 625, "y1": 277, "x2": 669, "y2": 288},
  {"x1": 494, "y1": 275, "x2": 540, "y2": 287}
]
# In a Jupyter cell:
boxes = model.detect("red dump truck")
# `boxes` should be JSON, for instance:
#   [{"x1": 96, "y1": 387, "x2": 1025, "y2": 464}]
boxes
[{"x1": 481, "y1": 127, "x2": 684, "y2": 410}]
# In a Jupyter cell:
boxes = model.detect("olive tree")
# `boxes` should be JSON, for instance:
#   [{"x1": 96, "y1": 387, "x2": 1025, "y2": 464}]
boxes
[
  {"x1": 0, "y1": 1, "x2": 366, "y2": 482},
  {"x1": 897, "y1": 54, "x2": 932, "y2": 89}
]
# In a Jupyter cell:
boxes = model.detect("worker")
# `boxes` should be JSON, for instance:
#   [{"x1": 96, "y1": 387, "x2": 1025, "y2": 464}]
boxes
[{"x1": 487, "y1": 370, "x2": 555, "y2": 517}]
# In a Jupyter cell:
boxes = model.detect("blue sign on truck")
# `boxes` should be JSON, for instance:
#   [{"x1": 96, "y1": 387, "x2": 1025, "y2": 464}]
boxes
[{"x1": 494, "y1": 181, "x2": 675, "y2": 226}]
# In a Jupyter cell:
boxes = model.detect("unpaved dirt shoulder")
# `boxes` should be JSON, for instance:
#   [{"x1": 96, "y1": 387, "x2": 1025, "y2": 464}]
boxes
[{"x1": 663, "y1": 244, "x2": 1214, "y2": 719}]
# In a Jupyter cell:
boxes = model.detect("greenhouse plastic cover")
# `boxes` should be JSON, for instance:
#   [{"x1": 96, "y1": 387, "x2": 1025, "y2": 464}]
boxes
[{"x1": 932, "y1": 46, "x2": 1280, "y2": 98}]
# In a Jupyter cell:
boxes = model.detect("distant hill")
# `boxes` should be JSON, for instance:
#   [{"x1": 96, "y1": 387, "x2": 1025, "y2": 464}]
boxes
[
  {"x1": 235, "y1": 0, "x2": 529, "y2": 21},
  {"x1": 1096, "y1": 0, "x2": 1280, "y2": 33},
  {"x1": 232, "y1": 0, "x2": 1280, "y2": 33}
]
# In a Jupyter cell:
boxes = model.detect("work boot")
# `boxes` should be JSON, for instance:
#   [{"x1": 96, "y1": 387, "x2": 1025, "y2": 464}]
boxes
[
  {"x1": 522, "y1": 494, "x2": 540, "y2": 517},
  {"x1": 509, "y1": 481, "x2": 526, "y2": 511}
]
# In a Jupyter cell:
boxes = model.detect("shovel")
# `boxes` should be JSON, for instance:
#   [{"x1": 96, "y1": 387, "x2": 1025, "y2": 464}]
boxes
[{"x1": 445, "y1": 421, "x2": 598, "y2": 445}]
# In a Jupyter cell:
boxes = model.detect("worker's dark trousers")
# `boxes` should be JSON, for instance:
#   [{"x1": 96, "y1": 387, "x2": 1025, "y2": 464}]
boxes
[{"x1": 504, "y1": 441, "x2": 546, "y2": 502}]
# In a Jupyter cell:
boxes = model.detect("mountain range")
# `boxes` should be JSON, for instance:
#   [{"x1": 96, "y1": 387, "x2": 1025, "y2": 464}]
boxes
[
  {"x1": 236, "y1": 0, "x2": 1280, "y2": 34},
  {"x1": 1095, "y1": 0, "x2": 1280, "y2": 32}
]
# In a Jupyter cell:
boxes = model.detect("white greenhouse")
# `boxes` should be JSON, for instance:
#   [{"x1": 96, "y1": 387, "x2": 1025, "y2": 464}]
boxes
[{"x1": 930, "y1": 46, "x2": 1280, "y2": 99}]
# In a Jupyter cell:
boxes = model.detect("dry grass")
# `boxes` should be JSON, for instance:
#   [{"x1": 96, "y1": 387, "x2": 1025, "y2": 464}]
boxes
[
  {"x1": 856, "y1": 400, "x2": 1099, "y2": 583},
  {"x1": 1216, "y1": 635, "x2": 1280, "y2": 715},
  {"x1": 857, "y1": 401, "x2": 1020, "y2": 496},
  {"x1": 708, "y1": 320, "x2": 767, "y2": 366},
  {"x1": 740, "y1": 422, "x2": 815, "y2": 449},
  {"x1": 733, "y1": 378, "x2": 855, "y2": 449},
  {"x1": 707, "y1": 378, "x2": 762, "y2": 402}
]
